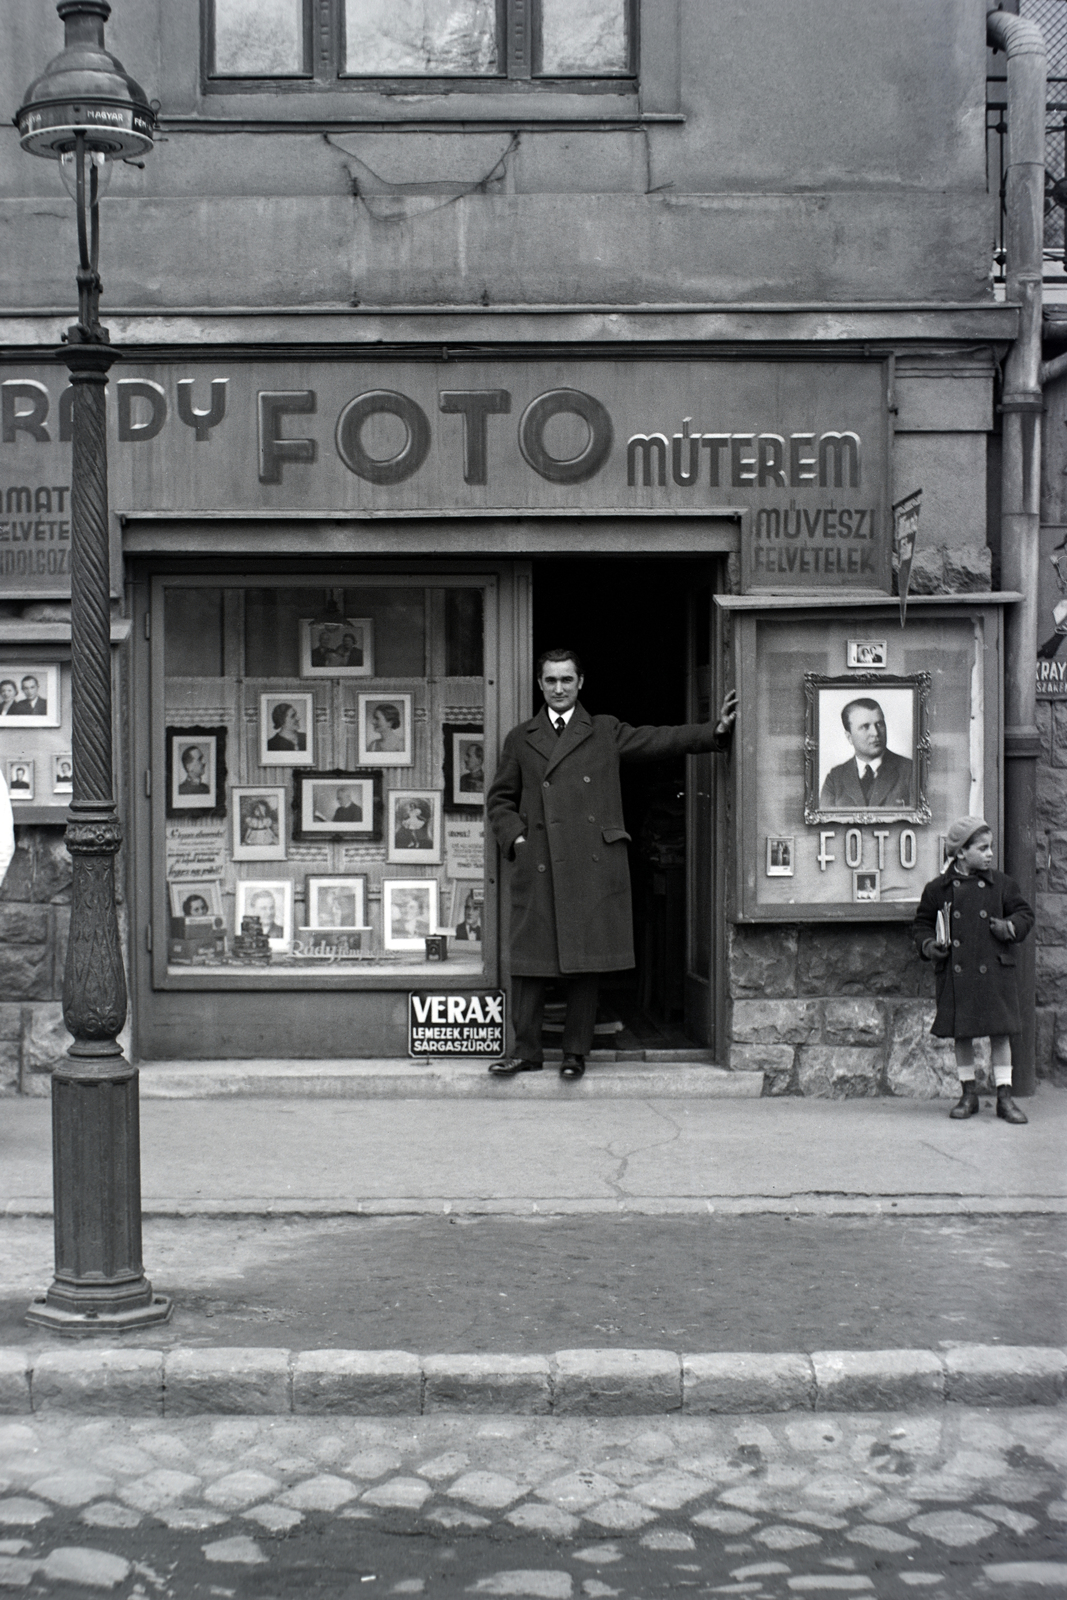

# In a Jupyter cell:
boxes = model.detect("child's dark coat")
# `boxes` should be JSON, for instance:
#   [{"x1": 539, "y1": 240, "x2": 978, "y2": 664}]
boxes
[{"x1": 913, "y1": 866, "x2": 1034, "y2": 1038}]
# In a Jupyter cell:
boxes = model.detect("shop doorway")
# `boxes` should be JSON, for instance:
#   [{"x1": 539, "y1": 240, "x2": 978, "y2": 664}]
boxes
[{"x1": 532, "y1": 556, "x2": 725, "y2": 1054}]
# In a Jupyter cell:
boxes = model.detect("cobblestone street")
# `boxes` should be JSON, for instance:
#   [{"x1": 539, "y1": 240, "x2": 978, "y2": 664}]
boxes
[{"x1": 0, "y1": 1407, "x2": 1063, "y2": 1596}]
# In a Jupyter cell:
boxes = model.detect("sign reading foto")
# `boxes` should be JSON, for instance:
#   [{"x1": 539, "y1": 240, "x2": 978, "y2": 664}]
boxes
[{"x1": 408, "y1": 989, "x2": 505, "y2": 1058}]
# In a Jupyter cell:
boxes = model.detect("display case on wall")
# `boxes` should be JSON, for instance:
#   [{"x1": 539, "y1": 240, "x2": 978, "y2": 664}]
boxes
[
  {"x1": 148, "y1": 573, "x2": 497, "y2": 987},
  {"x1": 723, "y1": 596, "x2": 1011, "y2": 921}
]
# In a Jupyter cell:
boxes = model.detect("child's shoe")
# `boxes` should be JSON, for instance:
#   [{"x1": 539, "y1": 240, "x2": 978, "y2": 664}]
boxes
[
  {"x1": 949, "y1": 1082, "x2": 980, "y2": 1119},
  {"x1": 995, "y1": 1084, "x2": 1028, "y2": 1124}
]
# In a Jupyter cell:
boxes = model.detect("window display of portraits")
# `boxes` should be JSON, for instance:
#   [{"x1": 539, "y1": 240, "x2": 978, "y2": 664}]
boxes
[
  {"x1": 0, "y1": 665, "x2": 60, "y2": 728},
  {"x1": 259, "y1": 692, "x2": 314, "y2": 767},
  {"x1": 52, "y1": 752, "x2": 72, "y2": 794},
  {"x1": 387, "y1": 789, "x2": 442, "y2": 864},
  {"x1": 166, "y1": 727, "x2": 227, "y2": 817},
  {"x1": 382, "y1": 878, "x2": 439, "y2": 951},
  {"x1": 231, "y1": 786, "x2": 287, "y2": 861},
  {"x1": 6, "y1": 759, "x2": 33, "y2": 800},
  {"x1": 293, "y1": 771, "x2": 381, "y2": 842},
  {"x1": 804, "y1": 674, "x2": 930, "y2": 826},
  {"x1": 235, "y1": 879, "x2": 293, "y2": 953},
  {"x1": 299, "y1": 617, "x2": 374, "y2": 678},
  {"x1": 443, "y1": 723, "x2": 484, "y2": 809},
  {"x1": 357, "y1": 693, "x2": 413, "y2": 767},
  {"x1": 305, "y1": 875, "x2": 368, "y2": 930}
]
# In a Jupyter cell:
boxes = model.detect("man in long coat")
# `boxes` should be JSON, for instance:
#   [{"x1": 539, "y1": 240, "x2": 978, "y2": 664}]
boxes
[{"x1": 486, "y1": 647, "x2": 737, "y2": 1079}]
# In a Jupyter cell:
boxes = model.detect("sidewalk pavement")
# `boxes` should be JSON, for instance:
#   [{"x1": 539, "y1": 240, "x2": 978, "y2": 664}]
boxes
[{"x1": 3, "y1": 1084, "x2": 1066, "y2": 1217}]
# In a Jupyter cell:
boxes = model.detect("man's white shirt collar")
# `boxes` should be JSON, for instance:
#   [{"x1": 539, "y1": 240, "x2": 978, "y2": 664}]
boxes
[
  {"x1": 551, "y1": 706, "x2": 576, "y2": 727},
  {"x1": 855, "y1": 754, "x2": 883, "y2": 775}
]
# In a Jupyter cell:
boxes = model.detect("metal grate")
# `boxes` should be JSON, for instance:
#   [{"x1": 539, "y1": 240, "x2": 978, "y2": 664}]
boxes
[{"x1": 989, "y1": 0, "x2": 1067, "y2": 279}]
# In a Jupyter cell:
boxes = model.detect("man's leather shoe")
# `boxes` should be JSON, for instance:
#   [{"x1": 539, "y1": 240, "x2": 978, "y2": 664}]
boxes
[
  {"x1": 996, "y1": 1087, "x2": 1028, "y2": 1124},
  {"x1": 488, "y1": 1057, "x2": 543, "y2": 1076},
  {"x1": 560, "y1": 1054, "x2": 585, "y2": 1079},
  {"x1": 949, "y1": 1084, "x2": 980, "y2": 1119}
]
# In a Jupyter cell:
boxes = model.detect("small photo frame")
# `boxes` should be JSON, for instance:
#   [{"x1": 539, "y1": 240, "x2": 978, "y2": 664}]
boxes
[
  {"x1": 168, "y1": 880, "x2": 224, "y2": 921},
  {"x1": 383, "y1": 878, "x2": 440, "y2": 951},
  {"x1": 357, "y1": 692, "x2": 414, "y2": 767},
  {"x1": 231, "y1": 786, "x2": 287, "y2": 861},
  {"x1": 166, "y1": 727, "x2": 227, "y2": 817},
  {"x1": 846, "y1": 640, "x2": 888, "y2": 670},
  {"x1": 0, "y1": 665, "x2": 60, "y2": 728},
  {"x1": 766, "y1": 835, "x2": 795, "y2": 876},
  {"x1": 305, "y1": 875, "x2": 368, "y2": 930},
  {"x1": 853, "y1": 868, "x2": 881, "y2": 903},
  {"x1": 51, "y1": 752, "x2": 73, "y2": 794},
  {"x1": 299, "y1": 617, "x2": 374, "y2": 678},
  {"x1": 451, "y1": 880, "x2": 484, "y2": 943},
  {"x1": 293, "y1": 770, "x2": 381, "y2": 842},
  {"x1": 259, "y1": 692, "x2": 314, "y2": 767},
  {"x1": 443, "y1": 724, "x2": 485, "y2": 809},
  {"x1": 6, "y1": 759, "x2": 34, "y2": 800},
  {"x1": 235, "y1": 879, "x2": 293, "y2": 953},
  {"x1": 388, "y1": 789, "x2": 443, "y2": 864}
]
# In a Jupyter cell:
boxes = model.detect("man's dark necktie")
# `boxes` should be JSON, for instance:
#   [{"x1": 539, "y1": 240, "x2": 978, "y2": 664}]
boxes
[
  {"x1": 554, "y1": 716, "x2": 565, "y2": 737},
  {"x1": 859, "y1": 764, "x2": 875, "y2": 801}
]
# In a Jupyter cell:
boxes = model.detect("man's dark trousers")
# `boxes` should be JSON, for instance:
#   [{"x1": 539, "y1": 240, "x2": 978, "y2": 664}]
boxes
[{"x1": 512, "y1": 974, "x2": 599, "y2": 1063}]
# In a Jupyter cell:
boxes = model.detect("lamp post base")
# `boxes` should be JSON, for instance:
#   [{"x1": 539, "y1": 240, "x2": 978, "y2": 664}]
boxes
[{"x1": 25, "y1": 1293, "x2": 173, "y2": 1333}]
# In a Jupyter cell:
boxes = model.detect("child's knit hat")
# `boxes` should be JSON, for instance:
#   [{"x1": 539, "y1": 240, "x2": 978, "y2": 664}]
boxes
[{"x1": 945, "y1": 815, "x2": 991, "y2": 856}]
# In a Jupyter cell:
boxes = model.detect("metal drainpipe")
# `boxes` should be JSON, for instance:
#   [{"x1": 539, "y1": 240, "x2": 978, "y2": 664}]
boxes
[{"x1": 988, "y1": 4, "x2": 1046, "y2": 1096}]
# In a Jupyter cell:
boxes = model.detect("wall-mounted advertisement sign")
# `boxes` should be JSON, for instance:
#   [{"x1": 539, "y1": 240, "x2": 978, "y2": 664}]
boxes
[
  {"x1": 408, "y1": 989, "x2": 505, "y2": 1058},
  {"x1": 730, "y1": 603, "x2": 1001, "y2": 920},
  {"x1": 0, "y1": 357, "x2": 890, "y2": 595},
  {"x1": 1037, "y1": 525, "x2": 1067, "y2": 698}
]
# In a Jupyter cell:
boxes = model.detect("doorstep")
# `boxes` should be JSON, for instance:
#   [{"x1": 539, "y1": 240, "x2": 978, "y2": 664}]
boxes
[{"x1": 133, "y1": 1054, "x2": 764, "y2": 1099}]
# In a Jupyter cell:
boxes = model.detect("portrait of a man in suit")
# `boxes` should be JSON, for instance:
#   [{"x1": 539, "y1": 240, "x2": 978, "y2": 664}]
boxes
[
  {"x1": 177, "y1": 744, "x2": 210, "y2": 795},
  {"x1": 10, "y1": 675, "x2": 46, "y2": 716},
  {"x1": 819, "y1": 696, "x2": 914, "y2": 810}
]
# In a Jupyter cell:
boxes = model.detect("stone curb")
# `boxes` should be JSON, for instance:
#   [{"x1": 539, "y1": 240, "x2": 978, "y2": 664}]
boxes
[{"x1": 1, "y1": 1344, "x2": 1063, "y2": 1418}]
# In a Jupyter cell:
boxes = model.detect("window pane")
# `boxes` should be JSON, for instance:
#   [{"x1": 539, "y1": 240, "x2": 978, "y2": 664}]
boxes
[
  {"x1": 539, "y1": 0, "x2": 628, "y2": 75},
  {"x1": 165, "y1": 589, "x2": 224, "y2": 677},
  {"x1": 214, "y1": 0, "x2": 304, "y2": 75},
  {"x1": 344, "y1": 0, "x2": 499, "y2": 75}
]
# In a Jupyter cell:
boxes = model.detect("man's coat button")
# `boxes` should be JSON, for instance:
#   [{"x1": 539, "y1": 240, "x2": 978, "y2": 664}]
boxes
[
  {"x1": 954, "y1": 911, "x2": 961, "y2": 919},
  {"x1": 980, "y1": 909, "x2": 987, "y2": 918},
  {"x1": 592, "y1": 853, "x2": 599, "y2": 862},
  {"x1": 538, "y1": 864, "x2": 546, "y2": 872},
  {"x1": 583, "y1": 775, "x2": 591, "y2": 782},
  {"x1": 953, "y1": 939, "x2": 960, "y2": 947},
  {"x1": 588, "y1": 815, "x2": 595, "y2": 822},
  {"x1": 543, "y1": 780, "x2": 550, "y2": 787},
  {"x1": 954, "y1": 964, "x2": 962, "y2": 972},
  {"x1": 979, "y1": 964, "x2": 987, "y2": 973}
]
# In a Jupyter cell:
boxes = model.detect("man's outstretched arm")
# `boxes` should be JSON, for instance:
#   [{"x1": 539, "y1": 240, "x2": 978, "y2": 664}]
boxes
[{"x1": 616, "y1": 689, "x2": 738, "y2": 761}]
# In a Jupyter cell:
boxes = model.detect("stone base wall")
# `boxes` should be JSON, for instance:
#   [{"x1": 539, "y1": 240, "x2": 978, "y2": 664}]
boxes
[
  {"x1": 0, "y1": 827, "x2": 73, "y2": 1095},
  {"x1": 1036, "y1": 698, "x2": 1067, "y2": 1085}
]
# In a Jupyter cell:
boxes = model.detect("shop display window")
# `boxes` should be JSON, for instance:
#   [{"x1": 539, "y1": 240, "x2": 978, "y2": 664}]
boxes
[{"x1": 152, "y1": 574, "x2": 491, "y2": 985}]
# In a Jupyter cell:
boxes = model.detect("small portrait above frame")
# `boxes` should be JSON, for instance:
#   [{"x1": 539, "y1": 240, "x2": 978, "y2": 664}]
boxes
[
  {"x1": 846, "y1": 639, "x2": 888, "y2": 670},
  {"x1": 168, "y1": 880, "x2": 224, "y2": 922},
  {"x1": 6, "y1": 759, "x2": 34, "y2": 800},
  {"x1": 259, "y1": 692, "x2": 314, "y2": 767},
  {"x1": 451, "y1": 881, "x2": 484, "y2": 943},
  {"x1": 382, "y1": 878, "x2": 439, "y2": 951},
  {"x1": 51, "y1": 752, "x2": 73, "y2": 794},
  {"x1": 293, "y1": 770, "x2": 381, "y2": 842},
  {"x1": 166, "y1": 726, "x2": 227, "y2": 818},
  {"x1": 357, "y1": 692, "x2": 414, "y2": 767},
  {"x1": 853, "y1": 868, "x2": 881, "y2": 903},
  {"x1": 0, "y1": 665, "x2": 60, "y2": 728},
  {"x1": 299, "y1": 616, "x2": 374, "y2": 679},
  {"x1": 443, "y1": 724, "x2": 485, "y2": 809},
  {"x1": 805, "y1": 672, "x2": 931, "y2": 825},
  {"x1": 231, "y1": 785, "x2": 287, "y2": 861},
  {"x1": 304, "y1": 874, "x2": 368, "y2": 930},
  {"x1": 388, "y1": 789, "x2": 443, "y2": 864},
  {"x1": 766, "y1": 835, "x2": 795, "y2": 877},
  {"x1": 235, "y1": 879, "x2": 292, "y2": 953}
]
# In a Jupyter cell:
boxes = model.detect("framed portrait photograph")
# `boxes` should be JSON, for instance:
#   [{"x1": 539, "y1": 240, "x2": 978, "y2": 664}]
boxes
[
  {"x1": 450, "y1": 880, "x2": 484, "y2": 944},
  {"x1": 51, "y1": 752, "x2": 73, "y2": 794},
  {"x1": 443, "y1": 724, "x2": 485, "y2": 809},
  {"x1": 231, "y1": 785, "x2": 287, "y2": 861},
  {"x1": 305, "y1": 875, "x2": 368, "y2": 930},
  {"x1": 766, "y1": 835, "x2": 795, "y2": 877},
  {"x1": 292, "y1": 770, "x2": 381, "y2": 842},
  {"x1": 299, "y1": 617, "x2": 374, "y2": 678},
  {"x1": 166, "y1": 726, "x2": 227, "y2": 818},
  {"x1": 387, "y1": 789, "x2": 443, "y2": 864},
  {"x1": 0, "y1": 665, "x2": 60, "y2": 728},
  {"x1": 168, "y1": 880, "x2": 224, "y2": 921},
  {"x1": 6, "y1": 759, "x2": 34, "y2": 801},
  {"x1": 804, "y1": 673, "x2": 931, "y2": 825},
  {"x1": 382, "y1": 878, "x2": 439, "y2": 951},
  {"x1": 853, "y1": 868, "x2": 881, "y2": 903},
  {"x1": 846, "y1": 639, "x2": 888, "y2": 670},
  {"x1": 235, "y1": 879, "x2": 293, "y2": 953},
  {"x1": 259, "y1": 692, "x2": 314, "y2": 768},
  {"x1": 357, "y1": 692, "x2": 414, "y2": 768}
]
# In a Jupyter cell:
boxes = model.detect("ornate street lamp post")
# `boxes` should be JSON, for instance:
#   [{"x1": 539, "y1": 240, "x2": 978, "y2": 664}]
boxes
[{"x1": 15, "y1": 1, "x2": 170, "y2": 1330}]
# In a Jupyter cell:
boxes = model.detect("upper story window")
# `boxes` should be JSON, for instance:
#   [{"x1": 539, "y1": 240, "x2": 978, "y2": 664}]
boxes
[{"x1": 207, "y1": 0, "x2": 635, "y2": 87}]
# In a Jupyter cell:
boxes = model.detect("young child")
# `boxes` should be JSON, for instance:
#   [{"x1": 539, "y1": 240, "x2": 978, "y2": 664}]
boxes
[{"x1": 914, "y1": 816, "x2": 1034, "y2": 1124}]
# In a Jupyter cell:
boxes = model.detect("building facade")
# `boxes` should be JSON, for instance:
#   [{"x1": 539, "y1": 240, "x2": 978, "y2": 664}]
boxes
[{"x1": 0, "y1": 0, "x2": 1059, "y2": 1091}]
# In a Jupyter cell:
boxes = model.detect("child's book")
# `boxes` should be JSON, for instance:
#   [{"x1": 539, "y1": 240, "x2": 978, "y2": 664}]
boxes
[{"x1": 935, "y1": 907, "x2": 949, "y2": 947}]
